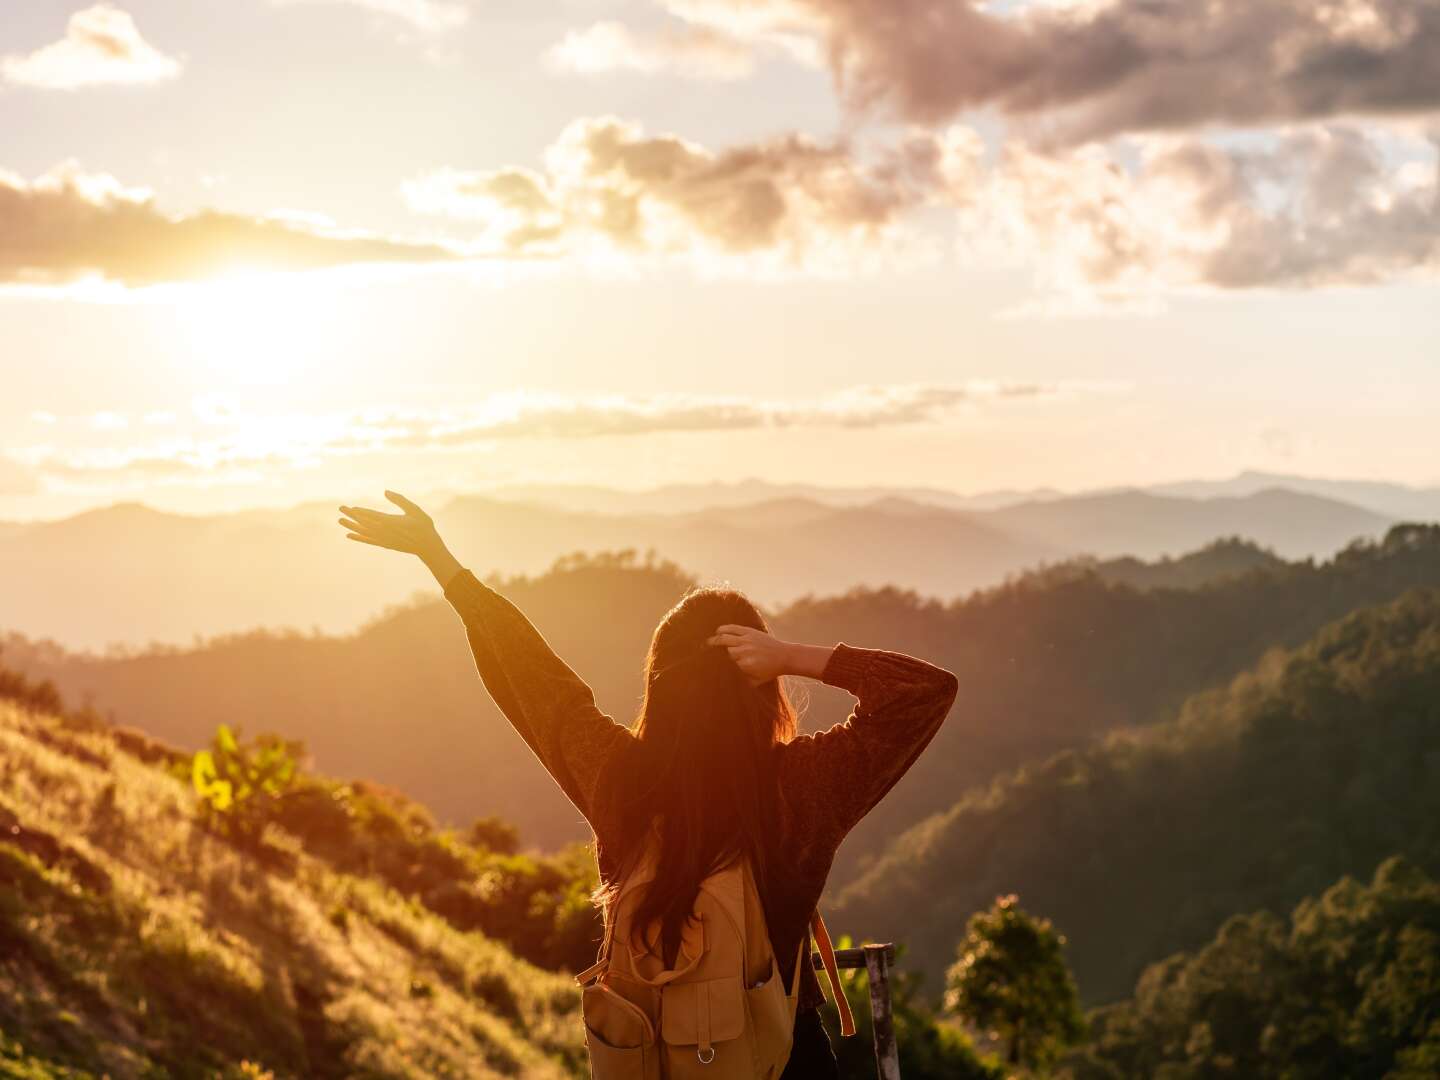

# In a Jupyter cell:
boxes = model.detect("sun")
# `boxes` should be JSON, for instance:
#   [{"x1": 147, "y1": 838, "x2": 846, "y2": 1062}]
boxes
[{"x1": 172, "y1": 270, "x2": 346, "y2": 385}]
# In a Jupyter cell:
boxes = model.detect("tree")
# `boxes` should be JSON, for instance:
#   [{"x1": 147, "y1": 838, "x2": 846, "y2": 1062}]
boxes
[{"x1": 946, "y1": 895, "x2": 1086, "y2": 1072}]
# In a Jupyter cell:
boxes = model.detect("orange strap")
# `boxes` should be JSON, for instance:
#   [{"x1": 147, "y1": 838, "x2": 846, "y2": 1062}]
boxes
[{"x1": 810, "y1": 910, "x2": 856, "y2": 1037}]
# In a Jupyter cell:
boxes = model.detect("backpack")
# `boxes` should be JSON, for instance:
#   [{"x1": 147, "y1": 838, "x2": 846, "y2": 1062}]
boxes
[{"x1": 575, "y1": 844, "x2": 855, "y2": 1079}]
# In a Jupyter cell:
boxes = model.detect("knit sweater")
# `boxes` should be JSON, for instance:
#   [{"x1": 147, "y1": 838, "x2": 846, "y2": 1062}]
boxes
[{"x1": 442, "y1": 567, "x2": 960, "y2": 1012}]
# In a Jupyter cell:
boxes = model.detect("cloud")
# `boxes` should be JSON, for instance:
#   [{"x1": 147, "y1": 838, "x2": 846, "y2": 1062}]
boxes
[
  {"x1": 544, "y1": 21, "x2": 759, "y2": 81},
  {"x1": 2, "y1": 3, "x2": 182, "y2": 90},
  {"x1": 982, "y1": 125, "x2": 1440, "y2": 307},
  {"x1": 14, "y1": 382, "x2": 1088, "y2": 484},
  {"x1": 269, "y1": 0, "x2": 469, "y2": 33},
  {"x1": 360, "y1": 383, "x2": 1063, "y2": 445},
  {"x1": 705, "y1": 0, "x2": 1440, "y2": 143},
  {"x1": 402, "y1": 116, "x2": 983, "y2": 270},
  {"x1": 0, "y1": 161, "x2": 459, "y2": 288}
]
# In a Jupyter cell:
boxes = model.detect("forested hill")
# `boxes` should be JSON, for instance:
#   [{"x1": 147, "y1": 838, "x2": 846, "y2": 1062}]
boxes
[
  {"x1": 0, "y1": 683, "x2": 589, "y2": 1078},
  {"x1": 7, "y1": 526, "x2": 1440, "y2": 875},
  {"x1": 1064, "y1": 856, "x2": 1440, "y2": 1078},
  {"x1": 831, "y1": 585, "x2": 1440, "y2": 1005}
]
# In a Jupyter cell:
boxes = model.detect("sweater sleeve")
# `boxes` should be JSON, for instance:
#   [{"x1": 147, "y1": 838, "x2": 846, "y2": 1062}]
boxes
[
  {"x1": 777, "y1": 642, "x2": 959, "y2": 846},
  {"x1": 442, "y1": 567, "x2": 634, "y2": 826}
]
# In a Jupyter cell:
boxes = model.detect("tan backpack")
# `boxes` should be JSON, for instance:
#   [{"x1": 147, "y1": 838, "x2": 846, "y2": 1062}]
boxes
[{"x1": 575, "y1": 845, "x2": 855, "y2": 1079}]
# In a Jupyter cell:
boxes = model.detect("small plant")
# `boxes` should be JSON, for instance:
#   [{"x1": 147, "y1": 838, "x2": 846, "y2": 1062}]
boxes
[{"x1": 191, "y1": 724, "x2": 304, "y2": 845}]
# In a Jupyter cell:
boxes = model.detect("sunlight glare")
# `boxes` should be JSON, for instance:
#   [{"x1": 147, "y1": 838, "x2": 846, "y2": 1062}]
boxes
[{"x1": 174, "y1": 271, "x2": 347, "y2": 386}]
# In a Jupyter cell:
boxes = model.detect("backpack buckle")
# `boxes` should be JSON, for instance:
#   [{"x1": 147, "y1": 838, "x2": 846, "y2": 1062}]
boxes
[{"x1": 697, "y1": 1047, "x2": 716, "y2": 1064}]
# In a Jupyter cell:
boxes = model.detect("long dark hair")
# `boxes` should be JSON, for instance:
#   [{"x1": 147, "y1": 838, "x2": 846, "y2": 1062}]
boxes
[{"x1": 596, "y1": 584, "x2": 799, "y2": 965}]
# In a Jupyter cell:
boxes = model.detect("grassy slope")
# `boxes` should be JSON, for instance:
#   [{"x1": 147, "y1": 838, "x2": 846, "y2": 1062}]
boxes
[{"x1": 0, "y1": 700, "x2": 585, "y2": 1080}]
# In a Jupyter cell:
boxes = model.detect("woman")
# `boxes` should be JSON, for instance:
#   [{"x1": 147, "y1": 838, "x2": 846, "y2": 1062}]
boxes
[{"x1": 338, "y1": 491, "x2": 959, "y2": 1077}]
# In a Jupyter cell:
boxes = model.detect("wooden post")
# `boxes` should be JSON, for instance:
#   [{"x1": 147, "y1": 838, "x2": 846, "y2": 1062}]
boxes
[
  {"x1": 865, "y1": 943, "x2": 901, "y2": 1080},
  {"x1": 813, "y1": 943, "x2": 901, "y2": 1080}
]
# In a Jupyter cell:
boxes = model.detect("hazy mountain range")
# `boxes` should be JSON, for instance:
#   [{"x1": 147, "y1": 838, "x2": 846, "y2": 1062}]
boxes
[{"x1": 0, "y1": 473, "x2": 1414, "y2": 650}]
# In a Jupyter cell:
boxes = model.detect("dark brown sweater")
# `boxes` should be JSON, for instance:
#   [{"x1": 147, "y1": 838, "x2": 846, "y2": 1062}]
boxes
[{"x1": 442, "y1": 567, "x2": 959, "y2": 1011}]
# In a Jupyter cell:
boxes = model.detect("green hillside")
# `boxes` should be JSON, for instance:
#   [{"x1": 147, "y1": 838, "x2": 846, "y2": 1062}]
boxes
[
  {"x1": 0, "y1": 687, "x2": 587, "y2": 1078},
  {"x1": 833, "y1": 585, "x2": 1440, "y2": 1004},
  {"x1": 1063, "y1": 857, "x2": 1440, "y2": 1079}
]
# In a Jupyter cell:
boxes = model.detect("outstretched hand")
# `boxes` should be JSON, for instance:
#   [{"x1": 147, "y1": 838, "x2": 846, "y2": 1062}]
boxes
[
  {"x1": 338, "y1": 492, "x2": 454, "y2": 577},
  {"x1": 706, "y1": 624, "x2": 792, "y2": 687}
]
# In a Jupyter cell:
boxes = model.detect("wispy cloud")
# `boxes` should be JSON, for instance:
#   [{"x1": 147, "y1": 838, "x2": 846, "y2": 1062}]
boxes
[
  {"x1": 544, "y1": 21, "x2": 760, "y2": 81},
  {"x1": 269, "y1": 0, "x2": 470, "y2": 33},
  {"x1": 2, "y1": 3, "x2": 182, "y2": 90},
  {"x1": 0, "y1": 161, "x2": 459, "y2": 289},
  {"x1": 14, "y1": 382, "x2": 1104, "y2": 484}
]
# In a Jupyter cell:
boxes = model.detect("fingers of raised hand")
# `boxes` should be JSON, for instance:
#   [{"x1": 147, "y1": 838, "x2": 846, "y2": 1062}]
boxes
[
  {"x1": 707, "y1": 625, "x2": 757, "y2": 647},
  {"x1": 341, "y1": 505, "x2": 403, "y2": 526},
  {"x1": 345, "y1": 533, "x2": 401, "y2": 551},
  {"x1": 384, "y1": 490, "x2": 429, "y2": 519}
]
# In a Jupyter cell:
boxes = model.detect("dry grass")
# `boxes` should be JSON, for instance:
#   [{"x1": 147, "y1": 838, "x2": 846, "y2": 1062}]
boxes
[{"x1": 0, "y1": 699, "x2": 586, "y2": 1079}]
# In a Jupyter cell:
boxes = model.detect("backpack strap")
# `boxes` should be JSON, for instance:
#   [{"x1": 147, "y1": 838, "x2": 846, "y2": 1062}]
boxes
[
  {"x1": 810, "y1": 909, "x2": 856, "y2": 1037},
  {"x1": 575, "y1": 895, "x2": 619, "y2": 986}
]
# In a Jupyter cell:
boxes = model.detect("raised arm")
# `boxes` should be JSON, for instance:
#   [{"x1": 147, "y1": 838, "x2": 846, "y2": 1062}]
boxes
[
  {"x1": 338, "y1": 492, "x2": 632, "y2": 824},
  {"x1": 440, "y1": 569, "x2": 633, "y2": 822},
  {"x1": 787, "y1": 642, "x2": 959, "y2": 841}
]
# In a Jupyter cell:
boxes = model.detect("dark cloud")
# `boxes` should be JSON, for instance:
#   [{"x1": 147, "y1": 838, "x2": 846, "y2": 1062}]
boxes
[
  {"x1": 403, "y1": 116, "x2": 981, "y2": 262},
  {"x1": 766, "y1": 0, "x2": 1440, "y2": 142},
  {"x1": 990, "y1": 125, "x2": 1440, "y2": 301},
  {"x1": 0, "y1": 163, "x2": 457, "y2": 287}
]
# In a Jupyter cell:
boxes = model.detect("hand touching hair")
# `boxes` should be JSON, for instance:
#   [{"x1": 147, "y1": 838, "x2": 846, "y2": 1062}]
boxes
[{"x1": 706, "y1": 624, "x2": 792, "y2": 687}]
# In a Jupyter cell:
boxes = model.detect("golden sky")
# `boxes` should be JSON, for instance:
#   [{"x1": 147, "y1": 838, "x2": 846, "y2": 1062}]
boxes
[{"x1": 2, "y1": 0, "x2": 1438, "y2": 518}]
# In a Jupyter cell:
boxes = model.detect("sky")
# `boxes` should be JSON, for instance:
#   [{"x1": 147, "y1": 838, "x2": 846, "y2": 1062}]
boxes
[{"x1": 1, "y1": 0, "x2": 1438, "y2": 521}]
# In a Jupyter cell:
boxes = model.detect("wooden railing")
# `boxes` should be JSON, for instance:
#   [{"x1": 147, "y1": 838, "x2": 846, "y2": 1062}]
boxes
[{"x1": 813, "y1": 943, "x2": 900, "y2": 1079}]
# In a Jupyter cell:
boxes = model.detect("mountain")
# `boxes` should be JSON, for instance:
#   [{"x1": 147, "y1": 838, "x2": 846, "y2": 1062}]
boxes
[
  {"x1": 0, "y1": 685, "x2": 586, "y2": 1078},
  {"x1": 9, "y1": 526, "x2": 1440, "y2": 873},
  {"x1": 830, "y1": 585, "x2": 1440, "y2": 1004},
  {"x1": 0, "y1": 484, "x2": 1391, "y2": 651},
  {"x1": 1084, "y1": 537, "x2": 1288, "y2": 590},
  {"x1": 484, "y1": 477, "x2": 1064, "y2": 515},
  {"x1": 986, "y1": 487, "x2": 1392, "y2": 561},
  {"x1": 1152, "y1": 469, "x2": 1440, "y2": 521}
]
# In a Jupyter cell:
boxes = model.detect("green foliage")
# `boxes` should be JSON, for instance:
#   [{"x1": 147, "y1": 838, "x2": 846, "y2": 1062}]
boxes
[
  {"x1": 819, "y1": 936, "x2": 1001, "y2": 1080},
  {"x1": 468, "y1": 814, "x2": 521, "y2": 855},
  {"x1": 1062, "y1": 857, "x2": 1440, "y2": 1079},
  {"x1": 946, "y1": 895, "x2": 1086, "y2": 1071},
  {"x1": 836, "y1": 585, "x2": 1440, "y2": 1002},
  {"x1": 191, "y1": 724, "x2": 303, "y2": 844}
]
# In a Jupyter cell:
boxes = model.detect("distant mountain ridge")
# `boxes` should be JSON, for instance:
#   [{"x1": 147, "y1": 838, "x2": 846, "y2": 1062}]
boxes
[{"x1": 0, "y1": 480, "x2": 1397, "y2": 651}]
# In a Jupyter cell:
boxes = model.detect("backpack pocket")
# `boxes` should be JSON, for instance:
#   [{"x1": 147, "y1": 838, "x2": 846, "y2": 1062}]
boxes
[
  {"x1": 582, "y1": 982, "x2": 659, "y2": 1080},
  {"x1": 660, "y1": 975, "x2": 746, "y2": 1071},
  {"x1": 744, "y1": 958, "x2": 797, "y2": 1079}
]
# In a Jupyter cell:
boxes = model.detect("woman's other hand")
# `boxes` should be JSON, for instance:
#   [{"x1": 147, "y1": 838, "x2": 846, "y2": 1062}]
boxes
[
  {"x1": 338, "y1": 491, "x2": 462, "y2": 586},
  {"x1": 707, "y1": 625, "x2": 791, "y2": 686}
]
